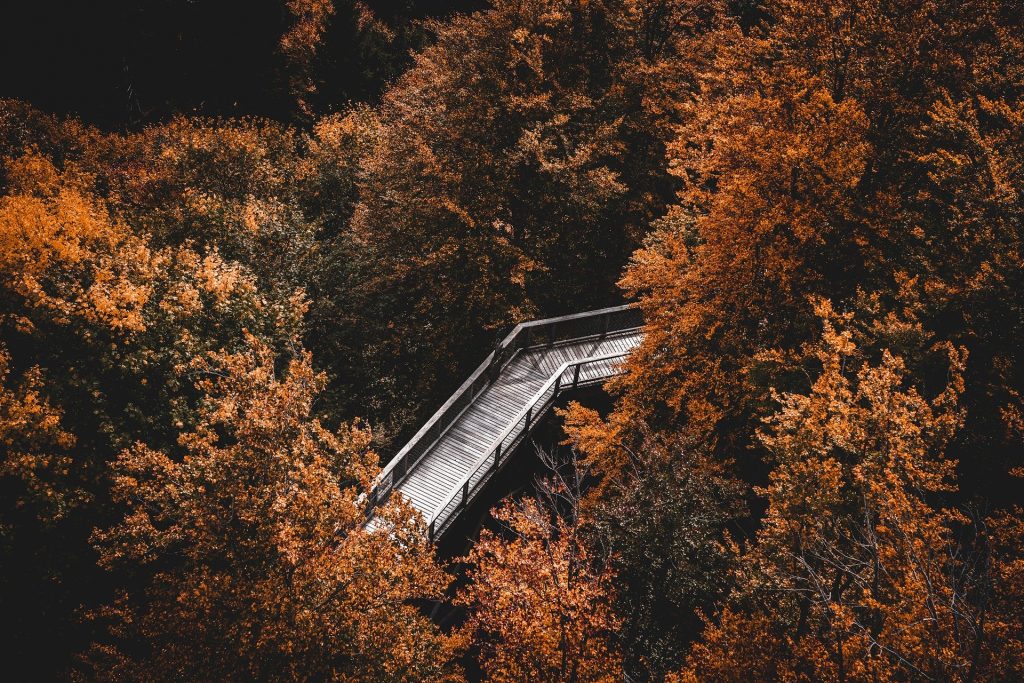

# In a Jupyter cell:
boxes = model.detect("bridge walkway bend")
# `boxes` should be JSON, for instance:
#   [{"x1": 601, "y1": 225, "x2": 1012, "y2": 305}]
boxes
[{"x1": 368, "y1": 305, "x2": 643, "y2": 540}]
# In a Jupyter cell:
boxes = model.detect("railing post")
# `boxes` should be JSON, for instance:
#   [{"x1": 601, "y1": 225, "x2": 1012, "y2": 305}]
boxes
[
  {"x1": 573, "y1": 363, "x2": 581, "y2": 388},
  {"x1": 525, "y1": 407, "x2": 532, "y2": 429},
  {"x1": 461, "y1": 480, "x2": 470, "y2": 508},
  {"x1": 601, "y1": 312, "x2": 610, "y2": 338},
  {"x1": 494, "y1": 443, "x2": 501, "y2": 468},
  {"x1": 429, "y1": 519, "x2": 435, "y2": 540},
  {"x1": 548, "y1": 322, "x2": 555, "y2": 346},
  {"x1": 554, "y1": 374, "x2": 561, "y2": 396},
  {"x1": 489, "y1": 344, "x2": 503, "y2": 382}
]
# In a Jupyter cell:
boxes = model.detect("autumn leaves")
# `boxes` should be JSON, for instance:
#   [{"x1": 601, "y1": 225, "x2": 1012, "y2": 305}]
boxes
[
  {"x1": 1, "y1": 0, "x2": 1023, "y2": 679},
  {"x1": 85, "y1": 338, "x2": 462, "y2": 680}
]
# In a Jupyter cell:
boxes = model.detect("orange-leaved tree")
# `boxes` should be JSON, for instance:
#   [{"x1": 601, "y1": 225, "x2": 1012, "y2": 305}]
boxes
[
  {"x1": 86, "y1": 336, "x2": 464, "y2": 681},
  {"x1": 0, "y1": 144, "x2": 308, "y2": 677},
  {"x1": 459, "y1": 493, "x2": 622, "y2": 683},
  {"x1": 0, "y1": 345, "x2": 79, "y2": 525},
  {"x1": 679, "y1": 303, "x2": 1024, "y2": 682},
  {"x1": 611, "y1": 0, "x2": 1024, "y2": 479}
]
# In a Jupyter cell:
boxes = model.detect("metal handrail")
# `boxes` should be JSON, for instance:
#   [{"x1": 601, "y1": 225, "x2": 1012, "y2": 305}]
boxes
[
  {"x1": 426, "y1": 350, "x2": 631, "y2": 539},
  {"x1": 368, "y1": 304, "x2": 641, "y2": 510}
]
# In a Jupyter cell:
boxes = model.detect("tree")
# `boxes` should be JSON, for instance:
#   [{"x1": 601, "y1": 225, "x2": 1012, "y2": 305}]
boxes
[
  {"x1": 281, "y1": 0, "x2": 338, "y2": 116},
  {"x1": 0, "y1": 346, "x2": 79, "y2": 526},
  {"x1": 86, "y1": 336, "x2": 464, "y2": 681},
  {"x1": 58, "y1": 108, "x2": 392, "y2": 430},
  {"x1": 678, "y1": 304, "x2": 1024, "y2": 682},
  {"x1": 582, "y1": 1, "x2": 1024, "y2": 673},
  {"x1": 0, "y1": 149, "x2": 305, "y2": 678},
  {"x1": 87, "y1": 115, "x2": 314, "y2": 291},
  {"x1": 460, "y1": 492, "x2": 623, "y2": 682},
  {"x1": 610, "y1": 0, "x2": 1024, "y2": 480},
  {"x1": 343, "y1": 0, "x2": 727, "y2": 438},
  {"x1": 560, "y1": 412, "x2": 748, "y2": 680},
  {"x1": 281, "y1": 0, "x2": 441, "y2": 118}
]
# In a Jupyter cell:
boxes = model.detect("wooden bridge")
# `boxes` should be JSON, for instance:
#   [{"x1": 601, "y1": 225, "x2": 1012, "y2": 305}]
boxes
[{"x1": 368, "y1": 305, "x2": 643, "y2": 540}]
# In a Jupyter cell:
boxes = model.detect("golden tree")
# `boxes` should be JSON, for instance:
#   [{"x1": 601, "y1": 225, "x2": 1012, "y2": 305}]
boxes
[
  {"x1": 679, "y1": 303, "x2": 1024, "y2": 681},
  {"x1": 0, "y1": 151, "x2": 306, "y2": 678},
  {"x1": 87, "y1": 336, "x2": 464, "y2": 681},
  {"x1": 460, "y1": 494, "x2": 622, "y2": 683},
  {"x1": 611, "y1": 0, "x2": 1024, "y2": 467},
  {"x1": 0, "y1": 346, "x2": 79, "y2": 525},
  {"x1": 343, "y1": 0, "x2": 728, "y2": 437}
]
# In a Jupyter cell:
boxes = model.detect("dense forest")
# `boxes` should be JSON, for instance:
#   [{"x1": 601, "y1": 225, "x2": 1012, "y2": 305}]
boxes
[{"x1": 1, "y1": 0, "x2": 1023, "y2": 680}]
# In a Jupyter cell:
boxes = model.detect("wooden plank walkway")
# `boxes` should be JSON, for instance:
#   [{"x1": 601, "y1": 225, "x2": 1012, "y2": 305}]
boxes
[
  {"x1": 397, "y1": 330, "x2": 642, "y2": 519},
  {"x1": 368, "y1": 306, "x2": 644, "y2": 539}
]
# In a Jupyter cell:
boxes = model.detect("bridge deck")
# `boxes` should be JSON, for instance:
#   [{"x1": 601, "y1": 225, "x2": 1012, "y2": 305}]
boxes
[
  {"x1": 369, "y1": 305, "x2": 644, "y2": 539},
  {"x1": 396, "y1": 330, "x2": 643, "y2": 520}
]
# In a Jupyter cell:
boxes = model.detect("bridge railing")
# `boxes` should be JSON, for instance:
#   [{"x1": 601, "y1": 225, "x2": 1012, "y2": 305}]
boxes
[
  {"x1": 426, "y1": 350, "x2": 631, "y2": 540},
  {"x1": 368, "y1": 305, "x2": 642, "y2": 512}
]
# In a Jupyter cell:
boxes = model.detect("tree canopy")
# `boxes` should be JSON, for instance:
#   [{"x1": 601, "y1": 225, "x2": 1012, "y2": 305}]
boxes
[{"x1": 2, "y1": 0, "x2": 1023, "y2": 680}]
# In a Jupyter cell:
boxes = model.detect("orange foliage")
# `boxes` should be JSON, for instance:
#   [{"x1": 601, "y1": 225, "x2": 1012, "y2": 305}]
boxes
[
  {"x1": 612, "y1": 0, "x2": 1024, "y2": 463},
  {"x1": 0, "y1": 163, "x2": 157, "y2": 334},
  {"x1": 678, "y1": 306, "x2": 1023, "y2": 681},
  {"x1": 0, "y1": 347, "x2": 80, "y2": 524},
  {"x1": 0, "y1": 140, "x2": 309, "y2": 677},
  {"x1": 459, "y1": 497, "x2": 622, "y2": 682},
  {"x1": 341, "y1": 0, "x2": 729, "y2": 435},
  {"x1": 87, "y1": 336, "x2": 464, "y2": 680},
  {"x1": 1, "y1": 0, "x2": 1023, "y2": 678},
  {"x1": 280, "y1": 0, "x2": 336, "y2": 114}
]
